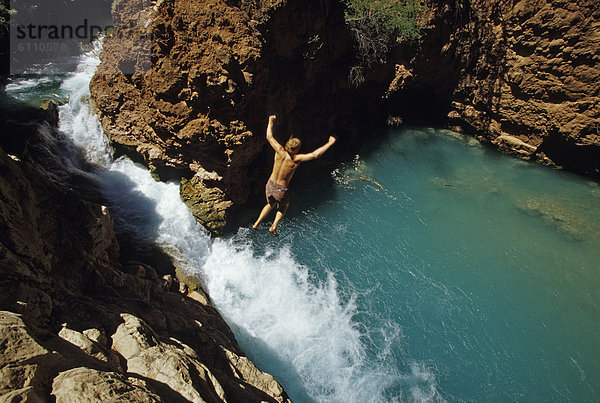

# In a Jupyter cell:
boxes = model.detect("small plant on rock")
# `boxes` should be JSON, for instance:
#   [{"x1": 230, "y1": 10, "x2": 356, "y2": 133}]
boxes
[{"x1": 343, "y1": 0, "x2": 423, "y2": 85}]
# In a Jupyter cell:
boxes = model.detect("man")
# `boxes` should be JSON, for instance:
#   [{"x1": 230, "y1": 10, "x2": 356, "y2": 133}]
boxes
[{"x1": 253, "y1": 115, "x2": 337, "y2": 236}]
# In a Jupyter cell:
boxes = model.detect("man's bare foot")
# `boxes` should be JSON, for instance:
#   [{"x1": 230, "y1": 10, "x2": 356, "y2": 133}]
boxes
[
  {"x1": 268, "y1": 227, "x2": 279, "y2": 237},
  {"x1": 252, "y1": 223, "x2": 259, "y2": 230}
]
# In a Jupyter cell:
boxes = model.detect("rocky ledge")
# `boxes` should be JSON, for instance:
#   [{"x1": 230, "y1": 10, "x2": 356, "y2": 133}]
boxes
[{"x1": 0, "y1": 145, "x2": 289, "y2": 401}]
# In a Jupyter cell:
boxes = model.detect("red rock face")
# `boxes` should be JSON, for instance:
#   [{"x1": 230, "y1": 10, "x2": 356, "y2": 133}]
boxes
[
  {"x1": 387, "y1": 0, "x2": 600, "y2": 177},
  {"x1": 91, "y1": 0, "x2": 600, "y2": 234},
  {"x1": 90, "y1": 0, "x2": 369, "y2": 234}
]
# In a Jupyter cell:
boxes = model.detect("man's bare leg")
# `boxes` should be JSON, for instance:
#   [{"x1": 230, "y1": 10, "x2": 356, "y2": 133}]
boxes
[
  {"x1": 268, "y1": 210, "x2": 284, "y2": 236},
  {"x1": 268, "y1": 203, "x2": 288, "y2": 236},
  {"x1": 253, "y1": 203, "x2": 273, "y2": 230}
]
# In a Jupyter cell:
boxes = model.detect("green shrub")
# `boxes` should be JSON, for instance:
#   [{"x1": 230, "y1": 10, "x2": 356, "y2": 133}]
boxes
[{"x1": 343, "y1": 0, "x2": 423, "y2": 85}]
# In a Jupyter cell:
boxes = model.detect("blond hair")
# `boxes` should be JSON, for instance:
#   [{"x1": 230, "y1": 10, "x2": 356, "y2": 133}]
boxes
[{"x1": 285, "y1": 137, "x2": 301, "y2": 153}]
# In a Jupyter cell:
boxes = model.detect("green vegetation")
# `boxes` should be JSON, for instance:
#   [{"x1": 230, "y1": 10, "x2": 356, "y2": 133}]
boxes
[
  {"x1": 343, "y1": 0, "x2": 424, "y2": 85},
  {"x1": 1, "y1": 1, "x2": 10, "y2": 36}
]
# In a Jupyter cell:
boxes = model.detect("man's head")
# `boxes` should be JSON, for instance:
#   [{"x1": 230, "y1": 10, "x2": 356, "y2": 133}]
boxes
[{"x1": 285, "y1": 137, "x2": 301, "y2": 154}]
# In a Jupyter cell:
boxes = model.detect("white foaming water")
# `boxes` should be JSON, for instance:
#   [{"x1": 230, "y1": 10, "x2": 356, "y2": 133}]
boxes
[
  {"x1": 5, "y1": 76, "x2": 55, "y2": 96},
  {"x1": 101, "y1": 158, "x2": 212, "y2": 268},
  {"x1": 46, "y1": 40, "x2": 441, "y2": 402},
  {"x1": 199, "y1": 236, "x2": 445, "y2": 402},
  {"x1": 203, "y1": 237, "x2": 384, "y2": 401},
  {"x1": 58, "y1": 39, "x2": 113, "y2": 168}
]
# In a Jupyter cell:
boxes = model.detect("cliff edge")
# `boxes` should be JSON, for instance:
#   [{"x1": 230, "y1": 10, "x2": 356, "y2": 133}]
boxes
[
  {"x1": 90, "y1": 0, "x2": 600, "y2": 236},
  {"x1": 0, "y1": 145, "x2": 289, "y2": 401}
]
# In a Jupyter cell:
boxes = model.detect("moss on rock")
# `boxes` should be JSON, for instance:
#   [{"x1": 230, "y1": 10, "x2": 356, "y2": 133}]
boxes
[{"x1": 180, "y1": 176, "x2": 233, "y2": 236}]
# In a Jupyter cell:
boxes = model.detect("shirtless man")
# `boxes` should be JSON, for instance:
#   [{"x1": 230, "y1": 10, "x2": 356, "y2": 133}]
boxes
[{"x1": 253, "y1": 115, "x2": 337, "y2": 236}]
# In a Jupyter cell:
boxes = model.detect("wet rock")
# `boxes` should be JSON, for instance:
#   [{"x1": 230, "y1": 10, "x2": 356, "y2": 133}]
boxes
[
  {"x1": 222, "y1": 347, "x2": 287, "y2": 400},
  {"x1": 39, "y1": 100, "x2": 60, "y2": 127},
  {"x1": 188, "y1": 290, "x2": 209, "y2": 306},
  {"x1": 180, "y1": 175, "x2": 233, "y2": 235}
]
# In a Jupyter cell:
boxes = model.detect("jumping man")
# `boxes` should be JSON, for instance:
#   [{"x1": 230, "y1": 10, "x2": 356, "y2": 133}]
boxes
[{"x1": 253, "y1": 115, "x2": 337, "y2": 236}]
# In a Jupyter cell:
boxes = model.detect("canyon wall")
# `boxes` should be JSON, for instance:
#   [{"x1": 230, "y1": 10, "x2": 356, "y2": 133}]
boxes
[
  {"x1": 387, "y1": 0, "x2": 600, "y2": 178},
  {"x1": 90, "y1": 0, "x2": 600, "y2": 236},
  {"x1": 90, "y1": 0, "x2": 378, "y2": 235}
]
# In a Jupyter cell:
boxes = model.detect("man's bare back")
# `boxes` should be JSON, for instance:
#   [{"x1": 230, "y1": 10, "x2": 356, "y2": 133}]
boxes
[
  {"x1": 253, "y1": 115, "x2": 336, "y2": 236},
  {"x1": 269, "y1": 149, "x2": 299, "y2": 187}
]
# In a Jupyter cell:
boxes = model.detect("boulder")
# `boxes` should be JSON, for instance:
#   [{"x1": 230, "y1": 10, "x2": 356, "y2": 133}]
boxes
[{"x1": 52, "y1": 368, "x2": 161, "y2": 403}]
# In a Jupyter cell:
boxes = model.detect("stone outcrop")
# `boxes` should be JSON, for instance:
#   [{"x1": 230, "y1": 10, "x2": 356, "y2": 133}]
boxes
[
  {"x1": 386, "y1": 0, "x2": 600, "y2": 178},
  {"x1": 0, "y1": 100, "x2": 61, "y2": 157},
  {"x1": 0, "y1": 146, "x2": 289, "y2": 401},
  {"x1": 52, "y1": 367, "x2": 162, "y2": 402},
  {"x1": 90, "y1": 0, "x2": 380, "y2": 235}
]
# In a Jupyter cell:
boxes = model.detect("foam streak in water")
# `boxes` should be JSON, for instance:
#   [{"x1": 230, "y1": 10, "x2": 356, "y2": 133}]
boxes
[
  {"x1": 198, "y1": 234, "x2": 442, "y2": 402},
  {"x1": 201, "y1": 237, "x2": 368, "y2": 401}
]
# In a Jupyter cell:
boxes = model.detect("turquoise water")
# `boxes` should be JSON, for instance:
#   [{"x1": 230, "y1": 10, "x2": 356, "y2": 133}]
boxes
[
  {"x1": 242, "y1": 128, "x2": 600, "y2": 401},
  {"x1": 4, "y1": 43, "x2": 600, "y2": 401},
  {"x1": 1, "y1": 74, "x2": 67, "y2": 109}
]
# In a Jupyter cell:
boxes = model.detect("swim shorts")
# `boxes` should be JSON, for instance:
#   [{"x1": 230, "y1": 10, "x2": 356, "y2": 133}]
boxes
[{"x1": 266, "y1": 179, "x2": 289, "y2": 206}]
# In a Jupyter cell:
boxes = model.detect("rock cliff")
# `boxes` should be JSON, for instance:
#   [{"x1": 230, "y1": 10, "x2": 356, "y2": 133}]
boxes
[
  {"x1": 0, "y1": 144, "x2": 289, "y2": 401},
  {"x1": 90, "y1": 0, "x2": 376, "y2": 235},
  {"x1": 90, "y1": 0, "x2": 600, "y2": 235},
  {"x1": 386, "y1": 0, "x2": 600, "y2": 178}
]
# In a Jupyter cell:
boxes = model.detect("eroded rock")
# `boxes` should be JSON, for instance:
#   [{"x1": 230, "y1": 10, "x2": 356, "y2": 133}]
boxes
[
  {"x1": 387, "y1": 0, "x2": 600, "y2": 177},
  {"x1": 0, "y1": 312, "x2": 62, "y2": 400},
  {"x1": 90, "y1": 0, "x2": 370, "y2": 234},
  {"x1": 52, "y1": 368, "x2": 161, "y2": 403}
]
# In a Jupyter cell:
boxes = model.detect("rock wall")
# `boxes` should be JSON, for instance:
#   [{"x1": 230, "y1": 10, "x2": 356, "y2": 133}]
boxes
[
  {"x1": 386, "y1": 0, "x2": 600, "y2": 178},
  {"x1": 91, "y1": 0, "x2": 600, "y2": 236},
  {"x1": 90, "y1": 0, "x2": 376, "y2": 235},
  {"x1": 0, "y1": 146, "x2": 289, "y2": 401}
]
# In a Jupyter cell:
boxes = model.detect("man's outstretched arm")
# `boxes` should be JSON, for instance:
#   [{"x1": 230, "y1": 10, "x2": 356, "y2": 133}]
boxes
[
  {"x1": 294, "y1": 136, "x2": 336, "y2": 162},
  {"x1": 266, "y1": 115, "x2": 285, "y2": 155}
]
